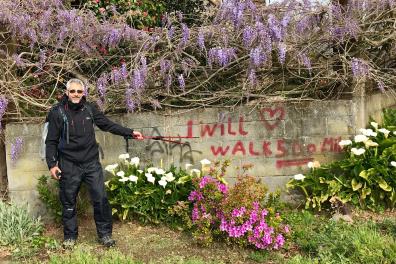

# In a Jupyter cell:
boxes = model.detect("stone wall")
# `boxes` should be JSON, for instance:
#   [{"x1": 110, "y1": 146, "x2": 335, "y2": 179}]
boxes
[{"x1": 4, "y1": 92, "x2": 396, "y2": 216}]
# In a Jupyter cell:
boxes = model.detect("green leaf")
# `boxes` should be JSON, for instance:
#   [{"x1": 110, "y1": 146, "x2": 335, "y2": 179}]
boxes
[
  {"x1": 359, "y1": 170, "x2": 368, "y2": 180},
  {"x1": 378, "y1": 179, "x2": 392, "y2": 192},
  {"x1": 351, "y1": 178, "x2": 362, "y2": 191},
  {"x1": 360, "y1": 187, "x2": 371, "y2": 199},
  {"x1": 353, "y1": 165, "x2": 364, "y2": 177},
  {"x1": 286, "y1": 180, "x2": 296, "y2": 189},
  {"x1": 177, "y1": 175, "x2": 191, "y2": 184},
  {"x1": 110, "y1": 184, "x2": 118, "y2": 191},
  {"x1": 305, "y1": 198, "x2": 311, "y2": 209},
  {"x1": 111, "y1": 208, "x2": 118, "y2": 215},
  {"x1": 390, "y1": 191, "x2": 396, "y2": 207},
  {"x1": 122, "y1": 209, "x2": 129, "y2": 221},
  {"x1": 142, "y1": 189, "x2": 156, "y2": 195}
]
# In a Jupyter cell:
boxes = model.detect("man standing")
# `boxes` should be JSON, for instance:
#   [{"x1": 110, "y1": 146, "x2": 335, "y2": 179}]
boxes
[{"x1": 45, "y1": 78, "x2": 143, "y2": 248}]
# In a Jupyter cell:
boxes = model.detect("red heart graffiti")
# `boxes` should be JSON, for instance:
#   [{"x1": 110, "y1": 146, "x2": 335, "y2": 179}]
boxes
[{"x1": 259, "y1": 107, "x2": 286, "y2": 130}]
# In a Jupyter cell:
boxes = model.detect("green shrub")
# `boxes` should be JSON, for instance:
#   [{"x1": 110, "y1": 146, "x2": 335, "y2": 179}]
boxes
[
  {"x1": 287, "y1": 109, "x2": 396, "y2": 211},
  {"x1": 163, "y1": 0, "x2": 209, "y2": 25},
  {"x1": 83, "y1": 0, "x2": 165, "y2": 29},
  {"x1": 37, "y1": 175, "x2": 91, "y2": 223},
  {"x1": 105, "y1": 155, "x2": 194, "y2": 225},
  {"x1": 82, "y1": 0, "x2": 209, "y2": 28},
  {"x1": 0, "y1": 200, "x2": 43, "y2": 246},
  {"x1": 188, "y1": 161, "x2": 289, "y2": 249}
]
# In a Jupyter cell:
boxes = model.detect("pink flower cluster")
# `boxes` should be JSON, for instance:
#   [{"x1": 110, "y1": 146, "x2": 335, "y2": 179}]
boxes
[
  {"x1": 189, "y1": 176, "x2": 288, "y2": 250},
  {"x1": 220, "y1": 202, "x2": 285, "y2": 250},
  {"x1": 189, "y1": 176, "x2": 228, "y2": 223}
]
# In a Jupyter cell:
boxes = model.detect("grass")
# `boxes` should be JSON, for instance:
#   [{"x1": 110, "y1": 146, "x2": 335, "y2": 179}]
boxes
[
  {"x1": 1, "y1": 210, "x2": 396, "y2": 263},
  {"x1": 283, "y1": 210, "x2": 396, "y2": 264}
]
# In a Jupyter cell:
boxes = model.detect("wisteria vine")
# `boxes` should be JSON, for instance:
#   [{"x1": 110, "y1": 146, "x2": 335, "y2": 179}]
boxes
[{"x1": 0, "y1": 0, "x2": 395, "y2": 122}]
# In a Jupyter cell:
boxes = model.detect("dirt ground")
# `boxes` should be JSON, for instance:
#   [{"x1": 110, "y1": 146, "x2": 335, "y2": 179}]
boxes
[
  {"x1": 38, "y1": 216, "x2": 264, "y2": 264},
  {"x1": 1, "y1": 209, "x2": 395, "y2": 264}
]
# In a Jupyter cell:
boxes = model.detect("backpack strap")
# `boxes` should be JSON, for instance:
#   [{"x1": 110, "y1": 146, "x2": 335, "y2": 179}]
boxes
[
  {"x1": 57, "y1": 105, "x2": 69, "y2": 144},
  {"x1": 48, "y1": 103, "x2": 69, "y2": 145}
]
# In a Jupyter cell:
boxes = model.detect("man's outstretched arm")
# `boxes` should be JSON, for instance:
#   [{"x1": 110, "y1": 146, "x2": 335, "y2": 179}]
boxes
[{"x1": 90, "y1": 103, "x2": 143, "y2": 139}]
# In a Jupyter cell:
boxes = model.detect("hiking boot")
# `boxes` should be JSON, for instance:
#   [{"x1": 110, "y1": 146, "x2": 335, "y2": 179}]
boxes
[
  {"x1": 62, "y1": 238, "x2": 76, "y2": 249},
  {"x1": 99, "y1": 235, "x2": 116, "y2": 247}
]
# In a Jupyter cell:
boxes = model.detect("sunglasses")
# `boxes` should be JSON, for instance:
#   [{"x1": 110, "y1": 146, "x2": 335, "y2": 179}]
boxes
[{"x1": 68, "y1": 89, "x2": 84, "y2": 94}]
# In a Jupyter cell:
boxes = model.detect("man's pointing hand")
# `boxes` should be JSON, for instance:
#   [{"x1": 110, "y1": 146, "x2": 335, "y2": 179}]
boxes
[{"x1": 132, "y1": 131, "x2": 144, "y2": 140}]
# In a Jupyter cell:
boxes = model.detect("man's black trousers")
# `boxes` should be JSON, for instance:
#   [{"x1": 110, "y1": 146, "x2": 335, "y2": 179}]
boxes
[{"x1": 59, "y1": 157, "x2": 112, "y2": 240}]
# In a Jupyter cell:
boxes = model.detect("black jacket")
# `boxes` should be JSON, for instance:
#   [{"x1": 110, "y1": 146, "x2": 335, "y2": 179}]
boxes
[{"x1": 45, "y1": 95, "x2": 133, "y2": 169}]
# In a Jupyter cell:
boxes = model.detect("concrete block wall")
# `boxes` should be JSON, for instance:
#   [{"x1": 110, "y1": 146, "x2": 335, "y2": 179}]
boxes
[
  {"x1": 366, "y1": 92, "x2": 396, "y2": 124},
  {"x1": 4, "y1": 93, "x2": 396, "y2": 216}
]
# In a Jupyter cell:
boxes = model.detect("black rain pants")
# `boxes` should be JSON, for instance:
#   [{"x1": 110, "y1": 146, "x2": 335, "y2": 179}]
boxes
[{"x1": 59, "y1": 157, "x2": 112, "y2": 240}]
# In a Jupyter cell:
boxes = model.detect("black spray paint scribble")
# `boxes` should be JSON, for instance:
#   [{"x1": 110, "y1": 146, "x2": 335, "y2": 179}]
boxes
[{"x1": 144, "y1": 127, "x2": 202, "y2": 164}]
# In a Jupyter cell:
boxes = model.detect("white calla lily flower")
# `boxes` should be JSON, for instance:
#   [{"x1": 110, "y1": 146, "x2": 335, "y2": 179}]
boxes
[
  {"x1": 359, "y1": 128, "x2": 377, "y2": 137},
  {"x1": 116, "y1": 171, "x2": 125, "y2": 177},
  {"x1": 354, "y1": 134, "x2": 368, "y2": 143},
  {"x1": 147, "y1": 167, "x2": 157, "y2": 173},
  {"x1": 190, "y1": 169, "x2": 201, "y2": 176},
  {"x1": 118, "y1": 153, "x2": 130, "y2": 160},
  {"x1": 119, "y1": 177, "x2": 129, "y2": 182},
  {"x1": 155, "y1": 168, "x2": 165, "y2": 175},
  {"x1": 137, "y1": 170, "x2": 143, "y2": 174},
  {"x1": 130, "y1": 157, "x2": 140, "y2": 166},
  {"x1": 370, "y1": 122, "x2": 378, "y2": 129},
  {"x1": 147, "y1": 176, "x2": 155, "y2": 184},
  {"x1": 391, "y1": 161, "x2": 396, "y2": 167},
  {"x1": 293, "y1": 174, "x2": 305, "y2": 180},
  {"x1": 339, "y1": 139, "x2": 352, "y2": 147},
  {"x1": 104, "y1": 163, "x2": 118, "y2": 172},
  {"x1": 351, "y1": 147, "x2": 365, "y2": 155},
  {"x1": 145, "y1": 173, "x2": 153, "y2": 178},
  {"x1": 129, "y1": 175, "x2": 138, "y2": 183},
  {"x1": 164, "y1": 172, "x2": 175, "y2": 182},
  {"x1": 200, "y1": 159, "x2": 211, "y2": 165},
  {"x1": 378, "y1": 128, "x2": 390, "y2": 138},
  {"x1": 158, "y1": 178, "x2": 167, "y2": 188},
  {"x1": 307, "y1": 161, "x2": 320, "y2": 168},
  {"x1": 364, "y1": 140, "x2": 379, "y2": 148}
]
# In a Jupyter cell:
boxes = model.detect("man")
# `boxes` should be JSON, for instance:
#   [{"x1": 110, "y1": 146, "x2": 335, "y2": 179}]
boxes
[{"x1": 45, "y1": 78, "x2": 143, "y2": 248}]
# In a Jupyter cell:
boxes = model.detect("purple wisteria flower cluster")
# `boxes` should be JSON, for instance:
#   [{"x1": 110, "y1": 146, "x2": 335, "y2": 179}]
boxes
[
  {"x1": 208, "y1": 48, "x2": 237, "y2": 68},
  {"x1": 0, "y1": 96, "x2": 8, "y2": 130},
  {"x1": 0, "y1": 0, "x2": 143, "y2": 52},
  {"x1": 0, "y1": 0, "x2": 395, "y2": 116},
  {"x1": 351, "y1": 58, "x2": 370, "y2": 79},
  {"x1": 11, "y1": 137, "x2": 23, "y2": 164},
  {"x1": 188, "y1": 175, "x2": 288, "y2": 250}
]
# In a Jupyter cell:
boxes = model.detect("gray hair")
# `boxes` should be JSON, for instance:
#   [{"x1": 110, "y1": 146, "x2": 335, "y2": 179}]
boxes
[{"x1": 66, "y1": 78, "x2": 85, "y2": 91}]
